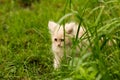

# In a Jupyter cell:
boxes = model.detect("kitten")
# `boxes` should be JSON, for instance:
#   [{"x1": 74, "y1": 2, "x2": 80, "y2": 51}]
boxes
[{"x1": 48, "y1": 21, "x2": 85, "y2": 69}]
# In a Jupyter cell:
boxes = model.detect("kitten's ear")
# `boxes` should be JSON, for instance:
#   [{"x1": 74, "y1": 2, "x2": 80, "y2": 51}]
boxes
[
  {"x1": 65, "y1": 22, "x2": 75, "y2": 34},
  {"x1": 48, "y1": 21, "x2": 58, "y2": 33}
]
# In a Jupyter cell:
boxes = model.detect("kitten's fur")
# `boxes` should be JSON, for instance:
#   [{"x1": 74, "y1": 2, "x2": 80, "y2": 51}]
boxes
[{"x1": 48, "y1": 21, "x2": 85, "y2": 69}]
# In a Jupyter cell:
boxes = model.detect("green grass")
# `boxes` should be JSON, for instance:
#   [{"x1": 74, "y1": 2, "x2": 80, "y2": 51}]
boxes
[{"x1": 0, "y1": 0, "x2": 120, "y2": 80}]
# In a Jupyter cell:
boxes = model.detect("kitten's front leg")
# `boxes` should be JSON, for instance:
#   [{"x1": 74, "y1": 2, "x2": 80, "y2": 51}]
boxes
[
  {"x1": 53, "y1": 52, "x2": 63, "y2": 69},
  {"x1": 54, "y1": 56, "x2": 60, "y2": 69}
]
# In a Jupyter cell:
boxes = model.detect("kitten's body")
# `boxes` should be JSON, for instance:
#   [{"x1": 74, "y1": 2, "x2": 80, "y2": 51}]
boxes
[{"x1": 48, "y1": 21, "x2": 85, "y2": 69}]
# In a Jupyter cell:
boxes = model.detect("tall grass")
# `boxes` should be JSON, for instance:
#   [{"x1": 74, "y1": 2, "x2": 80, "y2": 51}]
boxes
[{"x1": 55, "y1": 0, "x2": 120, "y2": 80}]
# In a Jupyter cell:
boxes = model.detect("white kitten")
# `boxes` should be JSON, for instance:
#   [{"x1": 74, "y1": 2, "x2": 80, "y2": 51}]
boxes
[{"x1": 48, "y1": 21, "x2": 85, "y2": 69}]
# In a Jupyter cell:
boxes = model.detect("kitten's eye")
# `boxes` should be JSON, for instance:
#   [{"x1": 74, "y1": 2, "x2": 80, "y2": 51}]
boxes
[
  {"x1": 54, "y1": 38, "x2": 57, "y2": 41},
  {"x1": 61, "y1": 39, "x2": 64, "y2": 42}
]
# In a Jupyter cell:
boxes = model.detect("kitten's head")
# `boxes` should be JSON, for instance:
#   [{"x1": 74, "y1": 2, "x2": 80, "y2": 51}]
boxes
[{"x1": 48, "y1": 21, "x2": 75, "y2": 48}]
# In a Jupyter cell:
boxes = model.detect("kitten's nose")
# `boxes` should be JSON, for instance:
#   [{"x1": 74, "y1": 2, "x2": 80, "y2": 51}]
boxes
[
  {"x1": 58, "y1": 44, "x2": 61, "y2": 47},
  {"x1": 58, "y1": 43, "x2": 61, "y2": 47}
]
